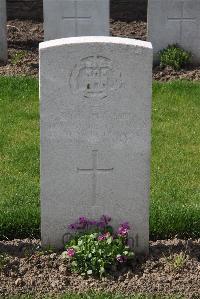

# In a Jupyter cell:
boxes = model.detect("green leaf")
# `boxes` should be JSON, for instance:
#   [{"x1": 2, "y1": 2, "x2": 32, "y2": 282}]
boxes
[
  {"x1": 100, "y1": 266, "x2": 105, "y2": 274},
  {"x1": 106, "y1": 237, "x2": 112, "y2": 244},
  {"x1": 64, "y1": 217, "x2": 135, "y2": 277},
  {"x1": 106, "y1": 226, "x2": 114, "y2": 234},
  {"x1": 87, "y1": 270, "x2": 93, "y2": 275},
  {"x1": 71, "y1": 261, "x2": 77, "y2": 267}
]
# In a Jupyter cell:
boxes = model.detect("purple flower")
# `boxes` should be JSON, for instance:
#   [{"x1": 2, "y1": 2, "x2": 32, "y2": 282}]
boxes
[
  {"x1": 69, "y1": 217, "x2": 90, "y2": 231},
  {"x1": 97, "y1": 221, "x2": 106, "y2": 229},
  {"x1": 68, "y1": 222, "x2": 84, "y2": 230},
  {"x1": 98, "y1": 232, "x2": 111, "y2": 241},
  {"x1": 88, "y1": 220, "x2": 97, "y2": 226},
  {"x1": 118, "y1": 222, "x2": 130, "y2": 237},
  {"x1": 116, "y1": 255, "x2": 127, "y2": 263},
  {"x1": 120, "y1": 222, "x2": 130, "y2": 230},
  {"x1": 68, "y1": 223, "x2": 77, "y2": 230},
  {"x1": 79, "y1": 216, "x2": 88, "y2": 224},
  {"x1": 100, "y1": 215, "x2": 111, "y2": 225},
  {"x1": 98, "y1": 235, "x2": 106, "y2": 241},
  {"x1": 96, "y1": 215, "x2": 111, "y2": 228},
  {"x1": 68, "y1": 215, "x2": 113, "y2": 233},
  {"x1": 66, "y1": 248, "x2": 76, "y2": 257},
  {"x1": 118, "y1": 227, "x2": 128, "y2": 236}
]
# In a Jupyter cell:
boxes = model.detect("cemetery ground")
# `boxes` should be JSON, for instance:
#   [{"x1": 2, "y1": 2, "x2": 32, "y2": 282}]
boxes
[
  {"x1": 0, "y1": 77, "x2": 200, "y2": 297},
  {"x1": 1, "y1": 19, "x2": 200, "y2": 81},
  {"x1": 0, "y1": 20, "x2": 200, "y2": 299}
]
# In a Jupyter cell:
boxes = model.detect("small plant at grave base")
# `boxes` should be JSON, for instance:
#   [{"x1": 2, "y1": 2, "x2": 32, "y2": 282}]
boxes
[
  {"x1": 63, "y1": 215, "x2": 134, "y2": 277},
  {"x1": 159, "y1": 44, "x2": 191, "y2": 71},
  {"x1": 167, "y1": 252, "x2": 187, "y2": 271},
  {"x1": 10, "y1": 50, "x2": 27, "y2": 65}
]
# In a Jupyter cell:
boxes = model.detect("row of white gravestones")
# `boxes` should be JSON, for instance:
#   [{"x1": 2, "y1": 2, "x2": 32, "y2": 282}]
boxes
[
  {"x1": 148, "y1": 0, "x2": 200, "y2": 64},
  {"x1": 43, "y1": 0, "x2": 110, "y2": 41},
  {"x1": 40, "y1": 36, "x2": 153, "y2": 254},
  {"x1": 0, "y1": 0, "x2": 7, "y2": 63},
  {"x1": 43, "y1": 0, "x2": 200, "y2": 64}
]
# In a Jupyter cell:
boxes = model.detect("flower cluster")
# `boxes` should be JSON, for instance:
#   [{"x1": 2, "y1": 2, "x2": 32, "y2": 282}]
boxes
[
  {"x1": 116, "y1": 254, "x2": 127, "y2": 263},
  {"x1": 63, "y1": 215, "x2": 134, "y2": 277},
  {"x1": 98, "y1": 232, "x2": 111, "y2": 241},
  {"x1": 65, "y1": 247, "x2": 76, "y2": 257},
  {"x1": 118, "y1": 222, "x2": 130, "y2": 237},
  {"x1": 68, "y1": 215, "x2": 111, "y2": 231}
]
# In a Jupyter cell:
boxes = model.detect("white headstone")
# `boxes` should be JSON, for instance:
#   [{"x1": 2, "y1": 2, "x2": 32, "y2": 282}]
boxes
[
  {"x1": 40, "y1": 36, "x2": 152, "y2": 254},
  {"x1": 43, "y1": 0, "x2": 110, "y2": 41},
  {"x1": 0, "y1": 0, "x2": 7, "y2": 63},
  {"x1": 148, "y1": 0, "x2": 200, "y2": 64}
]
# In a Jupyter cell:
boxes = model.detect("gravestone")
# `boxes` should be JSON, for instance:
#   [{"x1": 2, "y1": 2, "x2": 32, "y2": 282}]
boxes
[
  {"x1": 0, "y1": 0, "x2": 7, "y2": 63},
  {"x1": 148, "y1": 0, "x2": 200, "y2": 64},
  {"x1": 40, "y1": 36, "x2": 152, "y2": 254},
  {"x1": 43, "y1": 0, "x2": 110, "y2": 41}
]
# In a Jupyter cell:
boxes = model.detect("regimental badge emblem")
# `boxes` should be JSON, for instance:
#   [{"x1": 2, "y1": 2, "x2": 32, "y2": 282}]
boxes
[{"x1": 69, "y1": 56, "x2": 122, "y2": 100}]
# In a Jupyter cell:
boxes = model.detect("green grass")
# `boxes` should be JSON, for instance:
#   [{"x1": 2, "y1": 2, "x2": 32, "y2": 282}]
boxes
[
  {"x1": 0, "y1": 77, "x2": 40, "y2": 238},
  {"x1": 0, "y1": 77, "x2": 200, "y2": 239},
  {"x1": 151, "y1": 81, "x2": 200, "y2": 238}
]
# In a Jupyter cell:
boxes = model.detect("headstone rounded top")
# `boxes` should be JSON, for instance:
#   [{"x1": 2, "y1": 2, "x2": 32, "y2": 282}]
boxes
[
  {"x1": 39, "y1": 36, "x2": 152, "y2": 50},
  {"x1": 40, "y1": 33, "x2": 153, "y2": 254}
]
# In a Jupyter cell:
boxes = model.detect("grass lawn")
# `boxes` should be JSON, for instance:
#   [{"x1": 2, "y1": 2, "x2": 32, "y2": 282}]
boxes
[
  {"x1": 0, "y1": 77, "x2": 40, "y2": 238},
  {"x1": 151, "y1": 81, "x2": 200, "y2": 238},
  {"x1": 0, "y1": 77, "x2": 200, "y2": 239}
]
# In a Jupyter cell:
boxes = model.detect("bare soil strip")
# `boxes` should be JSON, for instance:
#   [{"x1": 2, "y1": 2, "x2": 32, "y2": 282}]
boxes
[
  {"x1": 0, "y1": 238, "x2": 200, "y2": 298},
  {"x1": 1, "y1": 20, "x2": 200, "y2": 81}
]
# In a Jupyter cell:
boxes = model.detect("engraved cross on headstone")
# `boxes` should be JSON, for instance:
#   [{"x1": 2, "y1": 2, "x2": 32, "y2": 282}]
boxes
[
  {"x1": 167, "y1": 1, "x2": 196, "y2": 44},
  {"x1": 62, "y1": 0, "x2": 91, "y2": 36},
  {"x1": 77, "y1": 150, "x2": 114, "y2": 205}
]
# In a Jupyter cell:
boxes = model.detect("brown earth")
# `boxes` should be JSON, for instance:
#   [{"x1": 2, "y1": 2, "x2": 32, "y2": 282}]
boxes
[
  {"x1": 0, "y1": 238, "x2": 200, "y2": 298},
  {"x1": 0, "y1": 20, "x2": 42, "y2": 77},
  {"x1": 1, "y1": 20, "x2": 200, "y2": 298},
  {"x1": 1, "y1": 19, "x2": 200, "y2": 81}
]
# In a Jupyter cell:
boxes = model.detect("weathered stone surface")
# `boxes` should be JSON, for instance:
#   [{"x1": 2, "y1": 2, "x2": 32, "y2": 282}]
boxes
[
  {"x1": 0, "y1": 0, "x2": 7, "y2": 63},
  {"x1": 40, "y1": 36, "x2": 152, "y2": 254},
  {"x1": 148, "y1": 0, "x2": 200, "y2": 64},
  {"x1": 43, "y1": 0, "x2": 109, "y2": 41}
]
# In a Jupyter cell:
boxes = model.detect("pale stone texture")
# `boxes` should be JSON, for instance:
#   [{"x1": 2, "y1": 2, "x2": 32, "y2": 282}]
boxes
[
  {"x1": 43, "y1": 0, "x2": 109, "y2": 41},
  {"x1": 40, "y1": 36, "x2": 152, "y2": 254},
  {"x1": 0, "y1": 0, "x2": 7, "y2": 63},
  {"x1": 148, "y1": 0, "x2": 200, "y2": 64}
]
